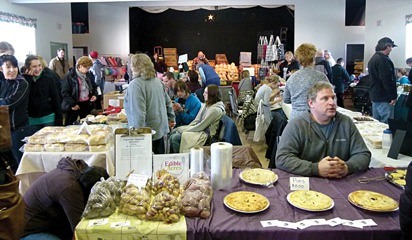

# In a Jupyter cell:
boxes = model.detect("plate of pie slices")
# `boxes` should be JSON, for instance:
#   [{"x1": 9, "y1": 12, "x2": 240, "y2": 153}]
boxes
[
  {"x1": 385, "y1": 169, "x2": 407, "y2": 189},
  {"x1": 224, "y1": 191, "x2": 270, "y2": 213},
  {"x1": 239, "y1": 168, "x2": 278, "y2": 186},
  {"x1": 348, "y1": 190, "x2": 399, "y2": 212},
  {"x1": 287, "y1": 190, "x2": 334, "y2": 212}
]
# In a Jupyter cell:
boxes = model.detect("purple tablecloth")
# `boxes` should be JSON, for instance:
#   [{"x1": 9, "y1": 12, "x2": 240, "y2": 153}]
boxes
[{"x1": 186, "y1": 168, "x2": 402, "y2": 240}]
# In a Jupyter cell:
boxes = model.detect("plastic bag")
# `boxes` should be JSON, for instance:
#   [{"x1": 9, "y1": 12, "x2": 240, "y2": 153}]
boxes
[
  {"x1": 253, "y1": 100, "x2": 269, "y2": 142},
  {"x1": 146, "y1": 191, "x2": 180, "y2": 223},
  {"x1": 180, "y1": 172, "x2": 213, "y2": 219},
  {"x1": 119, "y1": 184, "x2": 151, "y2": 219}
]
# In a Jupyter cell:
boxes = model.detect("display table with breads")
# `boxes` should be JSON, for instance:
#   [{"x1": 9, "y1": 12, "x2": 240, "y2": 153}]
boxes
[{"x1": 15, "y1": 125, "x2": 115, "y2": 195}]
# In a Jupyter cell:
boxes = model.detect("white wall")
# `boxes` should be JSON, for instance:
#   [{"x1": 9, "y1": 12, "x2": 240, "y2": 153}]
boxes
[
  {"x1": 364, "y1": 0, "x2": 412, "y2": 69},
  {"x1": 0, "y1": 0, "x2": 73, "y2": 65},
  {"x1": 3, "y1": 0, "x2": 411, "y2": 69}
]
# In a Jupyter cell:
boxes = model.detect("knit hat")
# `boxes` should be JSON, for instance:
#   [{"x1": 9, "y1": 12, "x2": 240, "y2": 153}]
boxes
[{"x1": 89, "y1": 51, "x2": 99, "y2": 59}]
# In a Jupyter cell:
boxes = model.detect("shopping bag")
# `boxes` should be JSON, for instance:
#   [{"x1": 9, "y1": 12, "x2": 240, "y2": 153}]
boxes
[
  {"x1": 253, "y1": 100, "x2": 269, "y2": 142},
  {"x1": 265, "y1": 35, "x2": 276, "y2": 62},
  {"x1": 0, "y1": 106, "x2": 11, "y2": 150},
  {"x1": 0, "y1": 156, "x2": 25, "y2": 240}
]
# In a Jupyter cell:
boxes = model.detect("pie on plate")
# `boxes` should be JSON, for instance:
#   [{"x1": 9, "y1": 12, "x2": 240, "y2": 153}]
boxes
[
  {"x1": 224, "y1": 191, "x2": 270, "y2": 213},
  {"x1": 385, "y1": 169, "x2": 407, "y2": 189},
  {"x1": 287, "y1": 190, "x2": 334, "y2": 211},
  {"x1": 348, "y1": 190, "x2": 399, "y2": 212},
  {"x1": 239, "y1": 168, "x2": 278, "y2": 186}
]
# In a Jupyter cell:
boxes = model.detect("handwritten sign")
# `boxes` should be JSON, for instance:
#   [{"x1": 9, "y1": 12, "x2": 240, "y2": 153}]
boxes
[
  {"x1": 127, "y1": 174, "x2": 150, "y2": 189},
  {"x1": 289, "y1": 177, "x2": 309, "y2": 190}
]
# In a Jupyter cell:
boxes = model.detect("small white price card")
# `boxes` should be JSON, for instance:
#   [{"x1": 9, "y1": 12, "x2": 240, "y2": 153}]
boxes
[
  {"x1": 88, "y1": 218, "x2": 108, "y2": 226},
  {"x1": 127, "y1": 173, "x2": 150, "y2": 189},
  {"x1": 289, "y1": 177, "x2": 309, "y2": 190},
  {"x1": 111, "y1": 221, "x2": 131, "y2": 228}
]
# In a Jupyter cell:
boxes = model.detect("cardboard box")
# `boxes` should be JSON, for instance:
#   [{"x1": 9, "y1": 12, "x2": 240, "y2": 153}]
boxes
[{"x1": 104, "y1": 91, "x2": 125, "y2": 109}]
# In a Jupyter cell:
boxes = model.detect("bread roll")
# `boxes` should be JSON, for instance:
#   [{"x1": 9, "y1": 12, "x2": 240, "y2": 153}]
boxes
[
  {"x1": 27, "y1": 134, "x2": 49, "y2": 144},
  {"x1": 65, "y1": 143, "x2": 88, "y2": 152},
  {"x1": 24, "y1": 144, "x2": 44, "y2": 152},
  {"x1": 44, "y1": 143, "x2": 65, "y2": 152},
  {"x1": 89, "y1": 144, "x2": 108, "y2": 152}
]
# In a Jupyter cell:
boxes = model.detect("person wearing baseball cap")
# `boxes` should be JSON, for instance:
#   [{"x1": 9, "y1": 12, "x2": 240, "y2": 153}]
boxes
[
  {"x1": 89, "y1": 50, "x2": 105, "y2": 109},
  {"x1": 367, "y1": 37, "x2": 397, "y2": 123}
]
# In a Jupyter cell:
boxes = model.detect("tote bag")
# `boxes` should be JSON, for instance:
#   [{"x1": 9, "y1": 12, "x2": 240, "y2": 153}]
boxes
[
  {"x1": 253, "y1": 100, "x2": 269, "y2": 142},
  {"x1": 0, "y1": 157, "x2": 25, "y2": 240}
]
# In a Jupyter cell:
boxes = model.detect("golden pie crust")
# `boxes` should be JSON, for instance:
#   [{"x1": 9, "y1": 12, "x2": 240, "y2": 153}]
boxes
[
  {"x1": 240, "y1": 169, "x2": 278, "y2": 185},
  {"x1": 288, "y1": 190, "x2": 333, "y2": 211},
  {"x1": 386, "y1": 169, "x2": 407, "y2": 188},
  {"x1": 348, "y1": 190, "x2": 398, "y2": 212},
  {"x1": 224, "y1": 191, "x2": 269, "y2": 212}
]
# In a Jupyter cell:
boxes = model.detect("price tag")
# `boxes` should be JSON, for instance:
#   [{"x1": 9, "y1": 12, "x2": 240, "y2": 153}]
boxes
[
  {"x1": 289, "y1": 177, "x2": 309, "y2": 190},
  {"x1": 127, "y1": 173, "x2": 150, "y2": 189}
]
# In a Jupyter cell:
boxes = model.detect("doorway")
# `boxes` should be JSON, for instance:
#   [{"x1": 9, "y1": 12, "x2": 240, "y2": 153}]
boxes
[{"x1": 346, "y1": 44, "x2": 364, "y2": 76}]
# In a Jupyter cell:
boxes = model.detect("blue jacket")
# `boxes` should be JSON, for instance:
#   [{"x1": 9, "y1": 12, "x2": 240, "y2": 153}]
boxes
[
  {"x1": 221, "y1": 115, "x2": 242, "y2": 145},
  {"x1": 198, "y1": 64, "x2": 220, "y2": 86},
  {"x1": 331, "y1": 64, "x2": 351, "y2": 94},
  {"x1": 175, "y1": 94, "x2": 201, "y2": 127}
]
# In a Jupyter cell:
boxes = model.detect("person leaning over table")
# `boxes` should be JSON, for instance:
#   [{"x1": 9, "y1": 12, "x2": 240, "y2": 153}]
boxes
[
  {"x1": 276, "y1": 81, "x2": 371, "y2": 178},
  {"x1": 21, "y1": 157, "x2": 109, "y2": 240},
  {"x1": 61, "y1": 56, "x2": 98, "y2": 126},
  {"x1": 173, "y1": 80, "x2": 201, "y2": 127},
  {"x1": 400, "y1": 161, "x2": 412, "y2": 240},
  {"x1": 124, "y1": 53, "x2": 175, "y2": 154}
]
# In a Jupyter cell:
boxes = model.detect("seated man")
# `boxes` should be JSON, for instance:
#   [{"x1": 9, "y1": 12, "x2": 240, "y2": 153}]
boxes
[
  {"x1": 21, "y1": 157, "x2": 109, "y2": 240},
  {"x1": 173, "y1": 80, "x2": 202, "y2": 127},
  {"x1": 276, "y1": 81, "x2": 371, "y2": 178}
]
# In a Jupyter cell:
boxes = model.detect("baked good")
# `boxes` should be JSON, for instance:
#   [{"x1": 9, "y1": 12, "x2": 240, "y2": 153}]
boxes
[
  {"x1": 24, "y1": 144, "x2": 44, "y2": 152},
  {"x1": 224, "y1": 191, "x2": 269, "y2": 212},
  {"x1": 386, "y1": 169, "x2": 407, "y2": 188},
  {"x1": 348, "y1": 190, "x2": 398, "y2": 212},
  {"x1": 27, "y1": 134, "x2": 49, "y2": 144},
  {"x1": 288, "y1": 190, "x2": 333, "y2": 211},
  {"x1": 60, "y1": 134, "x2": 89, "y2": 144},
  {"x1": 44, "y1": 143, "x2": 65, "y2": 152},
  {"x1": 46, "y1": 132, "x2": 62, "y2": 143},
  {"x1": 88, "y1": 132, "x2": 109, "y2": 145},
  {"x1": 89, "y1": 144, "x2": 108, "y2": 152},
  {"x1": 65, "y1": 143, "x2": 88, "y2": 152},
  {"x1": 240, "y1": 168, "x2": 277, "y2": 185}
]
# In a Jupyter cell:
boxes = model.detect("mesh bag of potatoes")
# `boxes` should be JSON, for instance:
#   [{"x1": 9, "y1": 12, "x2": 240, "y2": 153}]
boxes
[
  {"x1": 146, "y1": 190, "x2": 181, "y2": 223},
  {"x1": 152, "y1": 170, "x2": 181, "y2": 197},
  {"x1": 82, "y1": 177, "x2": 124, "y2": 219},
  {"x1": 119, "y1": 184, "x2": 151, "y2": 220},
  {"x1": 180, "y1": 171, "x2": 213, "y2": 218}
]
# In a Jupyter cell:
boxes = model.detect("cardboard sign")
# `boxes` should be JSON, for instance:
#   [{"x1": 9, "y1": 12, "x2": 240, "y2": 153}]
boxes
[
  {"x1": 153, "y1": 153, "x2": 190, "y2": 184},
  {"x1": 289, "y1": 177, "x2": 309, "y2": 190}
]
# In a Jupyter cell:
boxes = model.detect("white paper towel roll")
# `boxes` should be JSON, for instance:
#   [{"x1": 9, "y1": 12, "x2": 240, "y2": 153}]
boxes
[
  {"x1": 211, "y1": 142, "x2": 233, "y2": 190},
  {"x1": 190, "y1": 147, "x2": 204, "y2": 177}
]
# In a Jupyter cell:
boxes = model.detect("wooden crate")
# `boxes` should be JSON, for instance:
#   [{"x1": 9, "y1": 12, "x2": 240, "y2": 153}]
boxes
[
  {"x1": 215, "y1": 54, "x2": 228, "y2": 64},
  {"x1": 164, "y1": 48, "x2": 177, "y2": 55}
]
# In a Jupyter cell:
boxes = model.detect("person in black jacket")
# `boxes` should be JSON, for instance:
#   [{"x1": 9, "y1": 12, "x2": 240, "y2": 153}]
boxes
[
  {"x1": 367, "y1": 37, "x2": 398, "y2": 124},
  {"x1": 0, "y1": 55, "x2": 30, "y2": 172},
  {"x1": 331, "y1": 58, "x2": 351, "y2": 108},
  {"x1": 400, "y1": 161, "x2": 412, "y2": 240},
  {"x1": 61, "y1": 56, "x2": 98, "y2": 125},
  {"x1": 23, "y1": 55, "x2": 63, "y2": 131}
]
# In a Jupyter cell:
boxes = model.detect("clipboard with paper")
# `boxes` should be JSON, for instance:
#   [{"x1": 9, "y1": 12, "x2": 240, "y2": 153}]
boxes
[{"x1": 115, "y1": 127, "x2": 153, "y2": 180}]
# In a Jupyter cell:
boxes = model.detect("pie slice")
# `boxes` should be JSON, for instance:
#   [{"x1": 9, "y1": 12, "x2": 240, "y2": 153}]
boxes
[
  {"x1": 224, "y1": 191, "x2": 269, "y2": 212},
  {"x1": 288, "y1": 190, "x2": 333, "y2": 211},
  {"x1": 348, "y1": 190, "x2": 398, "y2": 212}
]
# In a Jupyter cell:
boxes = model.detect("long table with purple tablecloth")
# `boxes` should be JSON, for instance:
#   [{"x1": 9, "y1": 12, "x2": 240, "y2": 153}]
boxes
[{"x1": 186, "y1": 168, "x2": 402, "y2": 240}]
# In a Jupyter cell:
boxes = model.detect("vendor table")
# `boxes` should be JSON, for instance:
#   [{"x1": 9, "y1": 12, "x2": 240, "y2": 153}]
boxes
[
  {"x1": 16, "y1": 151, "x2": 115, "y2": 195},
  {"x1": 186, "y1": 168, "x2": 402, "y2": 240}
]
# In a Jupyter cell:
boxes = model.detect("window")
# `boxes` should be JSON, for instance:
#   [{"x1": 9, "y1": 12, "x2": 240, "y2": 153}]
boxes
[
  {"x1": 0, "y1": 11, "x2": 36, "y2": 63},
  {"x1": 345, "y1": 0, "x2": 365, "y2": 26},
  {"x1": 406, "y1": 14, "x2": 412, "y2": 59}
]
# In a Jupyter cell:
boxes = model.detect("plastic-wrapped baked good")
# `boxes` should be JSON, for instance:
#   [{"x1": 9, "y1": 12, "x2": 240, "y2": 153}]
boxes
[
  {"x1": 146, "y1": 191, "x2": 180, "y2": 223},
  {"x1": 89, "y1": 144, "x2": 109, "y2": 152},
  {"x1": 44, "y1": 143, "x2": 65, "y2": 152},
  {"x1": 23, "y1": 144, "x2": 44, "y2": 152},
  {"x1": 88, "y1": 132, "x2": 110, "y2": 145},
  {"x1": 27, "y1": 133, "x2": 49, "y2": 144},
  {"x1": 60, "y1": 134, "x2": 89, "y2": 144},
  {"x1": 119, "y1": 184, "x2": 151, "y2": 219},
  {"x1": 65, "y1": 143, "x2": 88, "y2": 152}
]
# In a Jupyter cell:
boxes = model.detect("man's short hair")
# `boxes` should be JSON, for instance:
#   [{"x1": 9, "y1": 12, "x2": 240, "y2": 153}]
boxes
[
  {"x1": 336, "y1": 58, "x2": 344, "y2": 64},
  {"x1": 406, "y1": 58, "x2": 412, "y2": 64},
  {"x1": 307, "y1": 81, "x2": 334, "y2": 102},
  {"x1": 174, "y1": 80, "x2": 190, "y2": 94},
  {"x1": 57, "y1": 48, "x2": 65, "y2": 52}
]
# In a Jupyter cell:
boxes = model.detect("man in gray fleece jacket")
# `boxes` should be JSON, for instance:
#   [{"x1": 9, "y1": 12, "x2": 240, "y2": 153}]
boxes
[{"x1": 276, "y1": 82, "x2": 371, "y2": 178}]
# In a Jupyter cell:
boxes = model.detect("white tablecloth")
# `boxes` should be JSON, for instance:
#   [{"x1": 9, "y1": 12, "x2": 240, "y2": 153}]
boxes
[{"x1": 16, "y1": 151, "x2": 115, "y2": 195}]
